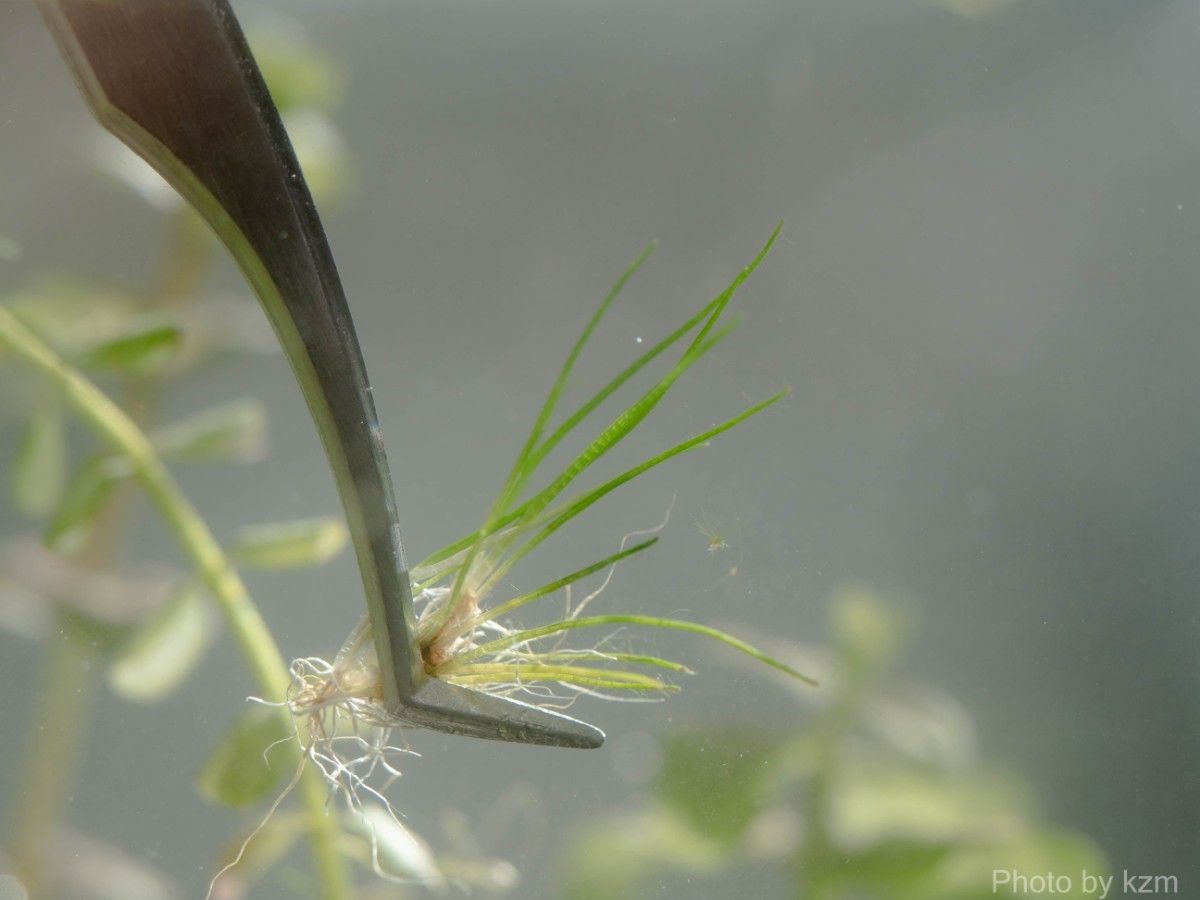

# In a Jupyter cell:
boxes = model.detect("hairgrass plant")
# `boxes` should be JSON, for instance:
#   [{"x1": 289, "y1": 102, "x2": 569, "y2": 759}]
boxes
[{"x1": 274, "y1": 224, "x2": 817, "y2": 860}]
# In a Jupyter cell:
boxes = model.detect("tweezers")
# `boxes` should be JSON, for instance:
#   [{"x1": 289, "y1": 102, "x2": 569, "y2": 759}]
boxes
[{"x1": 39, "y1": 0, "x2": 604, "y2": 749}]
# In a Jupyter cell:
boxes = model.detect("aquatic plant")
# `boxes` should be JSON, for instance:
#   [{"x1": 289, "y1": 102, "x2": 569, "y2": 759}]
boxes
[
  {"x1": 563, "y1": 588, "x2": 1110, "y2": 900},
  {"x1": 266, "y1": 227, "x2": 813, "y2": 853},
  {"x1": 0, "y1": 18, "x2": 808, "y2": 899},
  {"x1": 0, "y1": 25, "x2": 367, "y2": 899},
  {"x1": 0, "y1": 223, "x2": 807, "y2": 897}
]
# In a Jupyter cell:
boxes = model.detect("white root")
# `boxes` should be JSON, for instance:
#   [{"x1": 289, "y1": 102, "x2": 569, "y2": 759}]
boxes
[{"x1": 208, "y1": 500, "x2": 678, "y2": 893}]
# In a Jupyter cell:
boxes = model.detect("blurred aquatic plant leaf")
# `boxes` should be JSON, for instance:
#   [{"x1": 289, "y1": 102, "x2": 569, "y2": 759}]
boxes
[
  {"x1": 44, "y1": 455, "x2": 132, "y2": 553},
  {"x1": 565, "y1": 808, "x2": 723, "y2": 900},
  {"x1": 0, "y1": 538, "x2": 171, "y2": 635},
  {"x1": 801, "y1": 841, "x2": 950, "y2": 899},
  {"x1": 284, "y1": 110, "x2": 352, "y2": 205},
  {"x1": 198, "y1": 705, "x2": 291, "y2": 808},
  {"x1": 90, "y1": 131, "x2": 182, "y2": 214},
  {"x1": 55, "y1": 826, "x2": 183, "y2": 900},
  {"x1": 833, "y1": 584, "x2": 904, "y2": 677},
  {"x1": 346, "y1": 804, "x2": 444, "y2": 886},
  {"x1": 80, "y1": 321, "x2": 183, "y2": 376},
  {"x1": 2, "y1": 280, "x2": 134, "y2": 355},
  {"x1": 44, "y1": 454, "x2": 134, "y2": 554},
  {"x1": 12, "y1": 403, "x2": 68, "y2": 518},
  {"x1": 231, "y1": 517, "x2": 349, "y2": 569},
  {"x1": 108, "y1": 579, "x2": 216, "y2": 703},
  {"x1": 826, "y1": 756, "x2": 1027, "y2": 852},
  {"x1": 244, "y1": 16, "x2": 351, "y2": 206},
  {"x1": 863, "y1": 684, "x2": 978, "y2": 769},
  {"x1": 436, "y1": 857, "x2": 519, "y2": 894},
  {"x1": 820, "y1": 827, "x2": 1109, "y2": 900},
  {"x1": 917, "y1": 830, "x2": 1109, "y2": 900},
  {"x1": 248, "y1": 20, "x2": 343, "y2": 114},
  {"x1": 151, "y1": 399, "x2": 267, "y2": 464},
  {"x1": 560, "y1": 588, "x2": 1111, "y2": 899},
  {"x1": 210, "y1": 811, "x2": 306, "y2": 897},
  {"x1": 656, "y1": 731, "x2": 776, "y2": 847},
  {"x1": 0, "y1": 576, "x2": 52, "y2": 639}
]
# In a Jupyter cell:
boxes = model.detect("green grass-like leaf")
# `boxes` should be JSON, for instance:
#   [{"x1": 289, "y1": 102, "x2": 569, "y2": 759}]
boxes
[
  {"x1": 524, "y1": 290, "x2": 739, "y2": 483},
  {"x1": 444, "y1": 663, "x2": 675, "y2": 692},
  {"x1": 499, "y1": 389, "x2": 789, "y2": 575},
  {"x1": 442, "y1": 537, "x2": 659, "y2": 644},
  {"x1": 428, "y1": 243, "x2": 657, "y2": 636},
  {"x1": 417, "y1": 223, "x2": 782, "y2": 586},
  {"x1": 439, "y1": 614, "x2": 816, "y2": 686},
  {"x1": 508, "y1": 223, "x2": 779, "y2": 520},
  {"x1": 507, "y1": 241, "x2": 658, "y2": 504},
  {"x1": 509, "y1": 649, "x2": 695, "y2": 674},
  {"x1": 414, "y1": 224, "x2": 812, "y2": 695}
]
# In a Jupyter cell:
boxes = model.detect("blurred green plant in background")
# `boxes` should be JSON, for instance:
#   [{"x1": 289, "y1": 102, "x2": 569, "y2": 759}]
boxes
[
  {"x1": 0, "y1": 19, "x2": 493, "y2": 899},
  {"x1": 563, "y1": 587, "x2": 1108, "y2": 899}
]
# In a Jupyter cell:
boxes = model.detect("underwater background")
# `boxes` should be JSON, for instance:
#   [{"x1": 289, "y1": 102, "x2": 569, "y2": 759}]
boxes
[{"x1": 1, "y1": 0, "x2": 1198, "y2": 896}]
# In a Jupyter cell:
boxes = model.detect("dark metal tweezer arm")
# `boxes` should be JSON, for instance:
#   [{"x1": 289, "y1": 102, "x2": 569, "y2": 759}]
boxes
[{"x1": 39, "y1": 0, "x2": 602, "y2": 749}]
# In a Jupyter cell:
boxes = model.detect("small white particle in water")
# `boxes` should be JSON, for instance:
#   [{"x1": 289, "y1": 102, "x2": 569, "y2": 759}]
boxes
[
  {"x1": 635, "y1": 336, "x2": 643, "y2": 343},
  {"x1": 1178, "y1": 204, "x2": 1184, "y2": 211}
]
